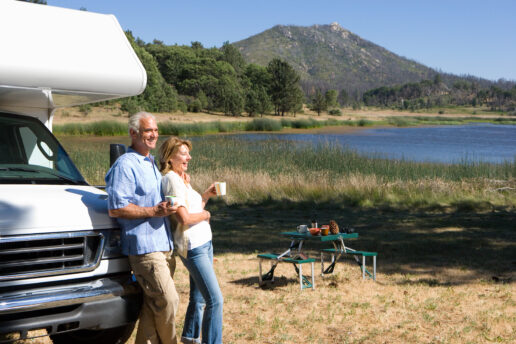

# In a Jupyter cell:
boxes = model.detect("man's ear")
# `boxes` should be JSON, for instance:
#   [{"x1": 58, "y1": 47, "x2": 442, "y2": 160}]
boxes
[{"x1": 129, "y1": 128, "x2": 138, "y2": 138}]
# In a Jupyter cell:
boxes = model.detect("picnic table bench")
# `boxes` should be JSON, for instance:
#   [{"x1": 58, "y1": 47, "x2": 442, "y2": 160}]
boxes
[{"x1": 257, "y1": 253, "x2": 316, "y2": 290}]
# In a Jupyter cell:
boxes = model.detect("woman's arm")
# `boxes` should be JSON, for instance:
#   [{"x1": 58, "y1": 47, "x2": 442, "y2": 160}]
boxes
[{"x1": 175, "y1": 206, "x2": 210, "y2": 226}]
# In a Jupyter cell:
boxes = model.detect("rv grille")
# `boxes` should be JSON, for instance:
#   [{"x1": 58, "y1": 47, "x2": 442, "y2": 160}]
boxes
[{"x1": 0, "y1": 232, "x2": 104, "y2": 281}]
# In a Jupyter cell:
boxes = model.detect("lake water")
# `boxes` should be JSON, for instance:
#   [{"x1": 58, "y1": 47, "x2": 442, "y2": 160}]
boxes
[{"x1": 230, "y1": 123, "x2": 516, "y2": 164}]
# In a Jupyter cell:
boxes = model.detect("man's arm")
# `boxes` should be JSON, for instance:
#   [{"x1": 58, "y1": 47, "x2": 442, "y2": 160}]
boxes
[{"x1": 109, "y1": 202, "x2": 178, "y2": 219}]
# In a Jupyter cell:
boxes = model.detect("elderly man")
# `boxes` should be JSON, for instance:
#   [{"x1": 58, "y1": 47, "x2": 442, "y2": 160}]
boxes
[{"x1": 105, "y1": 111, "x2": 179, "y2": 344}]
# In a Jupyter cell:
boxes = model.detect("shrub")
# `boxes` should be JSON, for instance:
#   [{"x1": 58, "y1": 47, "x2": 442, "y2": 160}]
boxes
[
  {"x1": 358, "y1": 119, "x2": 373, "y2": 127},
  {"x1": 188, "y1": 99, "x2": 203, "y2": 113},
  {"x1": 328, "y1": 109, "x2": 342, "y2": 116},
  {"x1": 120, "y1": 99, "x2": 141, "y2": 115},
  {"x1": 79, "y1": 104, "x2": 92, "y2": 116},
  {"x1": 245, "y1": 118, "x2": 282, "y2": 131}
]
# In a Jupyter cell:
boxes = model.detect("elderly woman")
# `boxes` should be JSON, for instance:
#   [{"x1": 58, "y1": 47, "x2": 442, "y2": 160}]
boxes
[{"x1": 158, "y1": 136, "x2": 223, "y2": 344}]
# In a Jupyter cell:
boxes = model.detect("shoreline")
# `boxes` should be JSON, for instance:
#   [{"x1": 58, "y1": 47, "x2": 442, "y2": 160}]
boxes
[{"x1": 54, "y1": 116, "x2": 516, "y2": 138}]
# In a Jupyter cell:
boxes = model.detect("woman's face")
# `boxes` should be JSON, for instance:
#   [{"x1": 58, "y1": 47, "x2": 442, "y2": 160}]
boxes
[{"x1": 170, "y1": 144, "x2": 191, "y2": 174}]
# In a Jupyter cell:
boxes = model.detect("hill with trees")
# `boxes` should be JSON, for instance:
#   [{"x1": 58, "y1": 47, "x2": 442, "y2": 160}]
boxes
[
  {"x1": 232, "y1": 23, "x2": 514, "y2": 97},
  {"x1": 121, "y1": 31, "x2": 515, "y2": 116}
]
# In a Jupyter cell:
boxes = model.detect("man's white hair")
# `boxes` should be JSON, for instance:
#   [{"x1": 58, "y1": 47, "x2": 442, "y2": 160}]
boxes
[{"x1": 128, "y1": 111, "x2": 156, "y2": 134}]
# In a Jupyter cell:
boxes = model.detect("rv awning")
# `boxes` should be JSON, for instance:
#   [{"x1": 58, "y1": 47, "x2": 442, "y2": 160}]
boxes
[{"x1": 0, "y1": 0, "x2": 147, "y2": 111}]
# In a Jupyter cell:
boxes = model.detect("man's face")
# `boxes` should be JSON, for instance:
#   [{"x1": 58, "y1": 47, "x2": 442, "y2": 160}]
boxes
[{"x1": 131, "y1": 117, "x2": 158, "y2": 154}]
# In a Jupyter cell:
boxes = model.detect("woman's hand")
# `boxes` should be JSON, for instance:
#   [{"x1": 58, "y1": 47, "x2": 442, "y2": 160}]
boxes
[
  {"x1": 202, "y1": 183, "x2": 217, "y2": 203},
  {"x1": 201, "y1": 184, "x2": 216, "y2": 208},
  {"x1": 204, "y1": 210, "x2": 211, "y2": 223}
]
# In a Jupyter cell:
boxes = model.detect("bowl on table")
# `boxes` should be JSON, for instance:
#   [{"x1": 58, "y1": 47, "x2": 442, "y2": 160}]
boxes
[{"x1": 309, "y1": 227, "x2": 321, "y2": 236}]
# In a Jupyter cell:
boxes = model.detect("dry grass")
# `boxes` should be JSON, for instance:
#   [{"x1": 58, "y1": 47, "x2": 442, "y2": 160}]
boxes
[
  {"x1": 9, "y1": 261, "x2": 515, "y2": 344},
  {"x1": 172, "y1": 254, "x2": 515, "y2": 344},
  {"x1": 190, "y1": 169, "x2": 516, "y2": 210},
  {"x1": 52, "y1": 105, "x2": 515, "y2": 126},
  {"x1": 9, "y1": 202, "x2": 516, "y2": 343}
]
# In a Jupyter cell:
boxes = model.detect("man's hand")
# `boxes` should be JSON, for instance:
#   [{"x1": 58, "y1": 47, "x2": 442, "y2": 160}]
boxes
[{"x1": 154, "y1": 201, "x2": 179, "y2": 217}]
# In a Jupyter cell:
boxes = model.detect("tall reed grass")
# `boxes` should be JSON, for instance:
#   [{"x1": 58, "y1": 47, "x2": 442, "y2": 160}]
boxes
[
  {"x1": 58, "y1": 135, "x2": 515, "y2": 210},
  {"x1": 54, "y1": 118, "x2": 358, "y2": 136}
]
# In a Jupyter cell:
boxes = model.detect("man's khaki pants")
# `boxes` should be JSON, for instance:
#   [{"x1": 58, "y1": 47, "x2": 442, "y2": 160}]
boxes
[{"x1": 129, "y1": 251, "x2": 179, "y2": 344}]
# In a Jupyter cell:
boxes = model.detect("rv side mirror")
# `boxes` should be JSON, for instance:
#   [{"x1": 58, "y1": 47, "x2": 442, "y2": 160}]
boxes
[{"x1": 110, "y1": 144, "x2": 127, "y2": 167}]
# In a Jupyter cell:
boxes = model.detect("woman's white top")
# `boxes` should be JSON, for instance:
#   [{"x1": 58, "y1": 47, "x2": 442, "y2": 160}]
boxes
[{"x1": 162, "y1": 171, "x2": 212, "y2": 251}]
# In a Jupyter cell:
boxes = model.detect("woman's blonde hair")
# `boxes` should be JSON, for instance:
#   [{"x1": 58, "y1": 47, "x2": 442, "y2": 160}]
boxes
[{"x1": 158, "y1": 136, "x2": 192, "y2": 174}]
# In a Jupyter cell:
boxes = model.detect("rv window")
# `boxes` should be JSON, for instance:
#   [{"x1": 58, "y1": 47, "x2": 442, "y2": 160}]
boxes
[{"x1": 0, "y1": 113, "x2": 87, "y2": 185}]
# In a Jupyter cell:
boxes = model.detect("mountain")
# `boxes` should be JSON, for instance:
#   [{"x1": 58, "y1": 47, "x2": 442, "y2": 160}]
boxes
[{"x1": 232, "y1": 23, "x2": 481, "y2": 94}]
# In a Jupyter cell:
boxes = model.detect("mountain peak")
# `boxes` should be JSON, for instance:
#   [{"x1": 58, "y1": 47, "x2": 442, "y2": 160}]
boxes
[
  {"x1": 329, "y1": 22, "x2": 342, "y2": 31},
  {"x1": 233, "y1": 23, "x2": 436, "y2": 92}
]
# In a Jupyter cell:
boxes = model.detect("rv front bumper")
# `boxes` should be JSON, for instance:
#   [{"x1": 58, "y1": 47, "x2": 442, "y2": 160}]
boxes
[{"x1": 0, "y1": 276, "x2": 141, "y2": 337}]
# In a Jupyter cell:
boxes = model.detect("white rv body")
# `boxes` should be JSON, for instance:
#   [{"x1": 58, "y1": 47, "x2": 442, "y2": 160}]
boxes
[{"x1": 0, "y1": 1, "x2": 146, "y2": 342}]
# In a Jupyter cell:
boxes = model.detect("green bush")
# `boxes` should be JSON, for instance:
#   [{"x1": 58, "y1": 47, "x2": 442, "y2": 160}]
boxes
[
  {"x1": 358, "y1": 119, "x2": 373, "y2": 127},
  {"x1": 245, "y1": 118, "x2": 282, "y2": 131},
  {"x1": 78, "y1": 104, "x2": 92, "y2": 116},
  {"x1": 387, "y1": 117, "x2": 412, "y2": 127},
  {"x1": 328, "y1": 109, "x2": 342, "y2": 116},
  {"x1": 188, "y1": 99, "x2": 203, "y2": 113}
]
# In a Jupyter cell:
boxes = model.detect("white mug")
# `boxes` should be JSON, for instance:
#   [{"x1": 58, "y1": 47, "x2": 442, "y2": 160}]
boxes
[
  {"x1": 214, "y1": 182, "x2": 226, "y2": 196},
  {"x1": 165, "y1": 195, "x2": 178, "y2": 205},
  {"x1": 297, "y1": 225, "x2": 308, "y2": 233}
]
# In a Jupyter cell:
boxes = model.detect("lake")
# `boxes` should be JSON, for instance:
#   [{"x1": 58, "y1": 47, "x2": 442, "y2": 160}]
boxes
[{"x1": 229, "y1": 123, "x2": 516, "y2": 164}]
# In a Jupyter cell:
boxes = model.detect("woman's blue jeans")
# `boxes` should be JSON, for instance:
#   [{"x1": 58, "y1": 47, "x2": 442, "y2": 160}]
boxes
[{"x1": 179, "y1": 240, "x2": 223, "y2": 344}]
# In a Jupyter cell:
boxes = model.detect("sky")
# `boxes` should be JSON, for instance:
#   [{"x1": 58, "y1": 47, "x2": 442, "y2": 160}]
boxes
[{"x1": 47, "y1": 0, "x2": 516, "y2": 82}]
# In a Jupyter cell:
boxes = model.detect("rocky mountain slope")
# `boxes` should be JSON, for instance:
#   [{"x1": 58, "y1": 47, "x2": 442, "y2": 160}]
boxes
[{"x1": 233, "y1": 22, "x2": 442, "y2": 93}]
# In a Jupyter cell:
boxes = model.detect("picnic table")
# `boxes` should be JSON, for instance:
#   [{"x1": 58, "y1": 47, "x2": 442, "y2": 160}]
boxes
[{"x1": 257, "y1": 230, "x2": 377, "y2": 290}]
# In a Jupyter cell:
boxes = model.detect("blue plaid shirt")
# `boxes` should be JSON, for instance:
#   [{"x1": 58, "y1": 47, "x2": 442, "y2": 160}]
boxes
[{"x1": 105, "y1": 147, "x2": 173, "y2": 255}]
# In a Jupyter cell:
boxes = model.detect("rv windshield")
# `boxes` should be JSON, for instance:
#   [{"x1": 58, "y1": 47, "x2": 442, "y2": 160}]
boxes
[{"x1": 0, "y1": 112, "x2": 87, "y2": 185}]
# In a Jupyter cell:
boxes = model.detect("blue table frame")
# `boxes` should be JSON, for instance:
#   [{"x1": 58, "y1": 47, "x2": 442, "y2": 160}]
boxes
[{"x1": 280, "y1": 231, "x2": 375, "y2": 280}]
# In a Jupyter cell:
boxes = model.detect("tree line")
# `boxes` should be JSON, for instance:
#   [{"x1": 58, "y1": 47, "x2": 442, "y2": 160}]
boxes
[
  {"x1": 121, "y1": 34, "x2": 308, "y2": 117},
  {"x1": 362, "y1": 75, "x2": 516, "y2": 113}
]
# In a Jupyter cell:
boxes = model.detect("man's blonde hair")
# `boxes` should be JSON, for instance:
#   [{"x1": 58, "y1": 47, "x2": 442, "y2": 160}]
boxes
[{"x1": 158, "y1": 136, "x2": 192, "y2": 174}]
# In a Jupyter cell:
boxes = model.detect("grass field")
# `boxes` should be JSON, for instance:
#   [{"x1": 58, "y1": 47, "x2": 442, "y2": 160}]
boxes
[
  {"x1": 9, "y1": 129, "x2": 515, "y2": 344},
  {"x1": 11, "y1": 204, "x2": 516, "y2": 344}
]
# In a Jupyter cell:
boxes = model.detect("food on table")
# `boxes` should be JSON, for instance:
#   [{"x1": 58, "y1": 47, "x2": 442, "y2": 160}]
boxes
[{"x1": 329, "y1": 220, "x2": 339, "y2": 234}]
